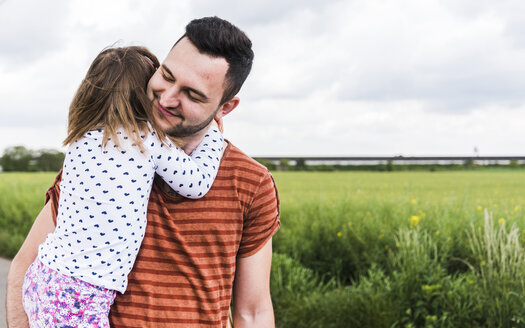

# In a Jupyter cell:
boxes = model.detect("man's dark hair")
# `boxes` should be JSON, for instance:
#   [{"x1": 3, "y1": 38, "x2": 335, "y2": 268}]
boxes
[{"x1": 176, "y1": 16, "x2": 254, "y2": 105}]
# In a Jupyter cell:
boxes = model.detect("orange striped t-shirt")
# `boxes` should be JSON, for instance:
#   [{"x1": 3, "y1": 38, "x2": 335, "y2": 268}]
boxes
[{"x1": 45, "y1": 141, "x2": 281, "y2": 327}]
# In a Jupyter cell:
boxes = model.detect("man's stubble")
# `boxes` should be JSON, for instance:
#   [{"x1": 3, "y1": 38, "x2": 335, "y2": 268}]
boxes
[{"x1": 165, "y1": 107, "x2": 220, "y2": 138}]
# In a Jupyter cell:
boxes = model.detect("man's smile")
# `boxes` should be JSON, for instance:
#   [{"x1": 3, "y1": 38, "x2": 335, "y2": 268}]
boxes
[{"x1": 157, "y1": 103, "x2": 180, "y2": 119}]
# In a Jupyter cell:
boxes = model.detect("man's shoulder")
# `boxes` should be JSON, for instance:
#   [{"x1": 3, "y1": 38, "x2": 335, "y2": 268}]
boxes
[{"x1": 222, "y1": 141, "x2": 272, "y2": 177}]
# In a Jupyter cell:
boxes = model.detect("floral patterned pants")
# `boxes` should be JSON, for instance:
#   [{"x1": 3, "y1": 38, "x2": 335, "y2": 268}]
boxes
[{"x1": 22, "y1": 258, "x2": 116, "y2": 327}]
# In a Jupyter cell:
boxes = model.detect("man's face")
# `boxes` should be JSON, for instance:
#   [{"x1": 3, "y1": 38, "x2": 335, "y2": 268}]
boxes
[{"x1": 147, "y1": 37, "x2": 229, "y2": 137}]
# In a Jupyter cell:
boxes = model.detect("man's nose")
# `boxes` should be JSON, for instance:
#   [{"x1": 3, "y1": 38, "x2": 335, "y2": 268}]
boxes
[{"x1": 159, "y1": 86, "x2": 181, "y2": 109}]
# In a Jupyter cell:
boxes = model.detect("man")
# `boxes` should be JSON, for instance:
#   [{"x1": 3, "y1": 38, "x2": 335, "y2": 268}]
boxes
[{"x1": 7, "y1": 16, "x2": 280, "y2": 327}]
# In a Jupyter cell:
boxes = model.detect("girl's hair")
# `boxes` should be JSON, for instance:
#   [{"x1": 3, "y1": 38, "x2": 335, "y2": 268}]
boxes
[{"x1": 63, "y1": 46, "x2": 179, "y2": 151}]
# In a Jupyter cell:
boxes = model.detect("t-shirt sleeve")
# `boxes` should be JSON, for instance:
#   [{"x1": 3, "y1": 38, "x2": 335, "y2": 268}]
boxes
[
  {"x1": 45, "y1": 170, "x2": 62, "y2": 226},
  {"x1": 237, "y1": 171, "x2": 281, "y2": 258},
  {"x1": 148, "y1": 126, "x2": 224, "y2": 199}
]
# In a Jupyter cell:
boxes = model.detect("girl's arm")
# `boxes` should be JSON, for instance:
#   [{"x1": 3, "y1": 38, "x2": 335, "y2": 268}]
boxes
[
  {"x1": 150, "y1": 125, "x2": 224, "y2": 199},
  {"x1": 7, "y1": 202, "x2": 56, "y2": 328}
]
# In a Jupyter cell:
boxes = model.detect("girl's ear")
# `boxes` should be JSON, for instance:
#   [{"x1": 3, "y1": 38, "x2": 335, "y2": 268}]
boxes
[{"x1": 215, "y1": 97, "x2": 240, "y2": 120}]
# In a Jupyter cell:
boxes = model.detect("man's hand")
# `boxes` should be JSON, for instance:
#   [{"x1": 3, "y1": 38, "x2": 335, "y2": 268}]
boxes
[{"x1": 7, "y1": 202, "x2": 56, "y2": 328}]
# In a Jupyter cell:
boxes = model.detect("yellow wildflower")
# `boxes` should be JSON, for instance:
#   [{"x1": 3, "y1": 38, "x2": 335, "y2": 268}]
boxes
[
  {"x1": 435, "y1": 230, "x2": 440, "y2": 236},
  {"x1": 498, "y1": 218, "x2": 505, "y2": 224},
  {"x1": 411, "y1": 199, "x2": 417, "y2": 204},
  {"x1": 410, "y1": 215, "x2": 420, "y2": 228},
  {"x1": 493, "y1": 204, "x2": 499, "y2": 209},
  {"x1": 481, "y1": 260, "x2": 486, "y2": 266},
  {"x1": 476, "y1": 205, "x2": 483, "y2": 211},
  {"x1": 418, "y1": 209, "x2": 426, "y2": 217},
  {"x1": 337, "y1": 232, "x2": 342, "y2": 238}
]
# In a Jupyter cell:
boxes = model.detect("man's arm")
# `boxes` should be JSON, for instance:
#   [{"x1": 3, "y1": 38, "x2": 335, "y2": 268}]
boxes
[
  {"x1": 232, "y1": 238, "x2": 275, "y2": 328},
  {"x1": 6, "y1": 202, "x2": 56, "y2": 328}
]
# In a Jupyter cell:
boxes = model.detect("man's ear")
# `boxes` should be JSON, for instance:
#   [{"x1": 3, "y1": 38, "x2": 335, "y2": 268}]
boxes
[{"x1": 215, "y1": 97, "x2": 240, "y2": 120}]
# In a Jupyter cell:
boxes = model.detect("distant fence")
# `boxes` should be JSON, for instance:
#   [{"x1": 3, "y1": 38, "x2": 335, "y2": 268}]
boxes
[
  {"x1": 254, "y1": 156, "x2": 525, "y2": 165},
  {"x1": 252, "y1": 156, "x2": 525, "y2": 171}
]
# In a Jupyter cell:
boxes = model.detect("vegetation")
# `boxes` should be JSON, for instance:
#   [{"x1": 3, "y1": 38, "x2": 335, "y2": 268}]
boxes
[
  {"x1": 2, "y1": 145, "x2": 521, "y2": 173},
  {"x1": 255, "y1": 158, "x2": 525, "y2": 172},
  {"x1": 2, "y1": 170, "x2": 525, "y2": 327},
  {"x1": 270, "y1": 171, "x2": 525, "y2": 327},
  {"x1": 0, "y1": 172, "x2": 55, "y2": 257},
  {"x1": 1, "y1": 146, "x2": 64, "y2": 172}
]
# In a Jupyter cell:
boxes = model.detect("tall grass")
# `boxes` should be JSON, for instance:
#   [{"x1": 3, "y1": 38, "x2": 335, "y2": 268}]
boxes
[
  {"x1": 271, "y1": 171, "x2": 525, "y2": 327},
  {"x1": 0, "y1": 172, "x2": 56, "y2": 258},
  {"x1": 466, "y1": 210, "x2": 525, "y2": 326},
  {"x1": 3, "y1": 170, "x2": 525, "y2": 326}
]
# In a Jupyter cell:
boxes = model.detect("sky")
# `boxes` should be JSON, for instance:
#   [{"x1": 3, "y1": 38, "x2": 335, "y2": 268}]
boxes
[{"x1": 1, "y1": 0, "x2": 524, "y2": 157}]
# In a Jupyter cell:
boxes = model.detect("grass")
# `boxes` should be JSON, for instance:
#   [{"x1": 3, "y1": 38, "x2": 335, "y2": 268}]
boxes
[
  {"x1": 0, "y1": 172, "x2": 55, "y2": 258},
  {"x1": 3, "y1": 170, "x2": 525, "y2": 327},
  {"x1": 270, "y1": 170, "x2": 525, "y2": 327}
]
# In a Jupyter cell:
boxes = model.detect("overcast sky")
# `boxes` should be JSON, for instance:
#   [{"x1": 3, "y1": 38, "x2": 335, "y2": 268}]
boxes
[{"x1": 1, "y1": 0, "x2": 524, "y2": 156}]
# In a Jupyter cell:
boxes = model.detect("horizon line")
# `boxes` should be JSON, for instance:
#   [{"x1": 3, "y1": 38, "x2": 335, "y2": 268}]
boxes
[{"x1": 252, "y1": 155, "x2": 525, "y2": 161}]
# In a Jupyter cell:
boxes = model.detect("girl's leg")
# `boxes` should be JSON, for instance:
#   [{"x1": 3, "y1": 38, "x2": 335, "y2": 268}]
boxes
[{"x1": 22, "y1": 258, "x2": 116, "y2": 327}]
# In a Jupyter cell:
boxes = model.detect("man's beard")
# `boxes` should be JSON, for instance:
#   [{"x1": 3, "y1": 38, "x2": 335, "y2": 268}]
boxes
[{"x1": 165, "y1": 108, "x2": 219, "y2": 138}]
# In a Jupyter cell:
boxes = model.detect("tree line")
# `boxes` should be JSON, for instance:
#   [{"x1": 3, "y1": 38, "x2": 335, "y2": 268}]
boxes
[
  {"x1": 0, "y1": 146, "x2": 65, "y2": 172},
  {"x1": 255, "y1": 158, "x2": 525, "y2": 172},
  {"x1": 2, "y1": 146, "x2": 524, "y2": 172}
]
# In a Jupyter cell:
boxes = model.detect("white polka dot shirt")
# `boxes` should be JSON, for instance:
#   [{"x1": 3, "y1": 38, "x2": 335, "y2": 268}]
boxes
[{"x1": 38, "y1": 125, "x2": 223, "y2": 293}]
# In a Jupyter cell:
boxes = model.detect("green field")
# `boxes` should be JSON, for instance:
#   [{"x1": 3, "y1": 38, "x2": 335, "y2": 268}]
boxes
[
  {"x1": 0, "y1": 172, "x2": 56, "y2": 258},
  {"x1": 2, "y1": 171, "x2": 525, "y2": 327},
  {"x1": 270, "y1": 171, "x2": 525, "y2": 327}
]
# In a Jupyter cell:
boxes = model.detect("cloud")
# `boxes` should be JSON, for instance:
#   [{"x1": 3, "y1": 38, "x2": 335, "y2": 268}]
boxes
[
  {"x1": 332, "y1": 2, "x2": 525, "y2": 111},
  {"x1": 240, "y1": 0, "x2": 525, "y2": 114},
  {"x1": 0, "y1": 41, "x2": 89, "y2": 129},
  {"x1": 188, "y1": 0, "x2": 334, "y2": 27},
  {"x1": 64, "y1": 0, "x2": 192, "y2": 55},
  {"x1": 226, "y1": 96, "x2": 525, "y2": 156},
  {"x1": 0, "y1": 0, "x2": 69, "y2": 67},
  {"x1": 0, "y1": 124, "x2": 67, "y2": 154},
  {"x1": 1, "y1": 0, "x2": 525, "y2": 156},
  {"x1": 0, "y1": 0, "x2": 194, "y2": 131}
]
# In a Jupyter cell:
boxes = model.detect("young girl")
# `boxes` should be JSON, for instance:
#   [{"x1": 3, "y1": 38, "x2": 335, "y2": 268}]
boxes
[{"x1": 22, "y1": 46, "x2": 224, "y2": 327}]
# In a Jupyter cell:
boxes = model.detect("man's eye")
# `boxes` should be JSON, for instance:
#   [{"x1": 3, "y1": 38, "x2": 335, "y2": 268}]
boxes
[
  {"x1": 186, "y1": 91, "x2": 200, "y2": 102},
  {"x1": 162, "y1": 72, "x2": 174, "y2": 82}
]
